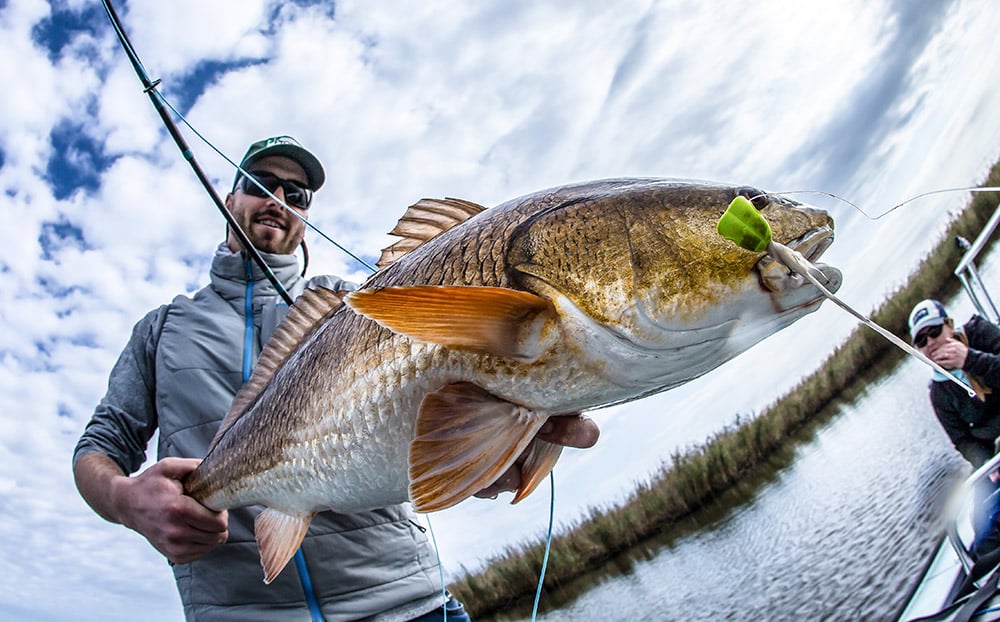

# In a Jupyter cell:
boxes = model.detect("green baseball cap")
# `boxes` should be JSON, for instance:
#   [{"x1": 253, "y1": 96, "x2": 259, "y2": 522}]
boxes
[{"x1": 234, "y1": 135, "x2": 325, "y2": 191}]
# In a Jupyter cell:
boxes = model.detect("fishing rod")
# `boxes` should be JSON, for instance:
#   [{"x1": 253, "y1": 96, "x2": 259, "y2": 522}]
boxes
[{"x1": 100, "y1": 0, "x2": 294, "y2": 306}]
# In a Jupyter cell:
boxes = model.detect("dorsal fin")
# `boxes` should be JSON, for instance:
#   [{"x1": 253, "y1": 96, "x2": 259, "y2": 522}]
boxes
[
  {"x1": 207, "y1": 287, "x2": 346, "y2": 454},
  {"x1": 377, "y1": 197, "x2": 486, "y2": 268}
]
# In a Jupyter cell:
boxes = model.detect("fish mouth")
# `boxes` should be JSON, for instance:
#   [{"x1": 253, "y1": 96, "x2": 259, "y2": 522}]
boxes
[{"x1": 756, "y1": 225, "x2": 842, "y2": 298}]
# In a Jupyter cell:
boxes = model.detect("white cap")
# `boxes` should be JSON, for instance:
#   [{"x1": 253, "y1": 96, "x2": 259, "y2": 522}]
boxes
[{"x1": 908, "y1": 299, "x2": 948, "y2": 341}]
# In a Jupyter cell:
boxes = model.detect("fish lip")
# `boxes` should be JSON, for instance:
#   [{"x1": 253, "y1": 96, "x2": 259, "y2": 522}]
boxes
[
  {"x1": 755, "y1": 225, "x2": 836, "y2": 294},
  {"x1": 788, "y1": 225, "x2": 834, "y2": 263}
]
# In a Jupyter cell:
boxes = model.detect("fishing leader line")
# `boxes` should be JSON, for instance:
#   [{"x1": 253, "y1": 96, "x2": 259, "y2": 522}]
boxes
[
  {"x1": 767, "y1": 184, "x2": 1000, "y2": 391},
  {"x1": 735, "y1": 183, "x2": 1000, "y2": 389},
  {"x1": 773, "y1": 186, "x2": 1000, "y2": 220}
]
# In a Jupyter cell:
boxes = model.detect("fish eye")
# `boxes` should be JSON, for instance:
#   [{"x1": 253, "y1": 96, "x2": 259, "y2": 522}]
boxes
[{"x1": 737, "y1": 187, "x2": 770, "y2": 211}]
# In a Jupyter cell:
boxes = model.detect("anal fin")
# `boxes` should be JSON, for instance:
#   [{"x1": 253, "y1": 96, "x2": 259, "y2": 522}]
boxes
[
  {"x1": 255, "y1": 508, "x2": 315, "y2": 584},
  {"x1": 409, "y1": 382, "x2": 547, "y2": 512}
]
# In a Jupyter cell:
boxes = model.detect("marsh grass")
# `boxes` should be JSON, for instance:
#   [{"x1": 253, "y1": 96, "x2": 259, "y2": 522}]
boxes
[{"x1": 449, "y1": 161, "x2": 1000, "y2": 619}]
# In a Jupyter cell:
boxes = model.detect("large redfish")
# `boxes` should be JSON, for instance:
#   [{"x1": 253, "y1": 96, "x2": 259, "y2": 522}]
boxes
[{"x1": 184, "y1": 179, "x2": 841, "y2": 582}]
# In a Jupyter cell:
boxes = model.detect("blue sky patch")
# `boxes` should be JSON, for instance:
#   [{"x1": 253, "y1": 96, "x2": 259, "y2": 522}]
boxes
[
  {"x1": 39, "y1": 219, "x2": 89, "y2": 261},
  {"x1": 168, "y1": 58, "x2": 265, "y2": 113},
  {"x1": 36, "y1": 275, "x2": 88, "y2": 300},
  {"x1": 47, "y1": 120, "x2": 111, "y2": 200},
  {"x1": 31, "y1": 3, "x2": 107, "y2": 63},
  {"x1": 266, "y1": 0, "x2": 337, "y2": 26}
]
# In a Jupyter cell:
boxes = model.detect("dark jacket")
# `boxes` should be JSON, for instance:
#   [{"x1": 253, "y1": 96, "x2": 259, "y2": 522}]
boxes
[
  {"x1": 930, "y1": 315, "x2": 1000, "y2": 468},
  {"x1": 74, "y1": 246, "x2": 442, "y2": 621}
]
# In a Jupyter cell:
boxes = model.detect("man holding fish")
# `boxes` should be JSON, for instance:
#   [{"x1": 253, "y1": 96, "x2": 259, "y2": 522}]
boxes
[{"x1": 72, "y1": 136, "x2": 598, "y2": 621}]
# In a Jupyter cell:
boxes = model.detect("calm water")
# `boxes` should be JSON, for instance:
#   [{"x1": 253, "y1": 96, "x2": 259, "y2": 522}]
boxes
[{"x1": 500, "y1": 339, "x2": 975, "y2": 620}]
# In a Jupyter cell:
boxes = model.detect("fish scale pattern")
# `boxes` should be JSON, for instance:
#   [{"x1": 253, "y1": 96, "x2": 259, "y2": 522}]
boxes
[{"x1": 187, "y1": 177, "x2": 837, "y2": 528}]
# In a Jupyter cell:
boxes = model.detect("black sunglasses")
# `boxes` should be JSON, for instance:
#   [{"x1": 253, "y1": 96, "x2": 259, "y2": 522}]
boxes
[
  {"x1": 913, "y1": 324, "x2": 943, "y2": 348},
  {"x1": 238, "y1": 172, "x2": 313, "y2": 210}
]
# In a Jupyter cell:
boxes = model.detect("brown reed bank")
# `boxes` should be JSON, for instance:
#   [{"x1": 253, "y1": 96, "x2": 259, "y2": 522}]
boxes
[{"x1": 449, "y1": 159, "x2": 1000, "y2": 619}]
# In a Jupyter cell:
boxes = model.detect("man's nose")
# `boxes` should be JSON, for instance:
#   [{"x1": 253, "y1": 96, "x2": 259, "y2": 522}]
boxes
[{"x1": 267, "y1": 185, "x2": 287, "y2": 204}]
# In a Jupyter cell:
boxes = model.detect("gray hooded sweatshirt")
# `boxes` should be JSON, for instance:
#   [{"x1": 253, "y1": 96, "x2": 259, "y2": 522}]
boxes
[{"x1": 74, "y1": 246, "x2": 443, "y2": 621}]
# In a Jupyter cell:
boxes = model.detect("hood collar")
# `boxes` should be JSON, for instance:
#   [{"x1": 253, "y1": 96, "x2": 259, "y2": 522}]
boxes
[{"x1": 210, "y1": 242, "x2": 302, "y2": 301}]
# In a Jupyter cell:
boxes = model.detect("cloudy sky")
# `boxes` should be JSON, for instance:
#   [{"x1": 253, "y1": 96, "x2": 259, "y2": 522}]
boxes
[{"x1": 3, "y1": 1, "x2": 1000, "y2": 620}]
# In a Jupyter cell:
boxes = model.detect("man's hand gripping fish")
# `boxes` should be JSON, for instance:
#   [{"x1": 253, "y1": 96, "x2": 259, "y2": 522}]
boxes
[{"x1": 183, "y1": 179, "x2": 843, "y2": 583}]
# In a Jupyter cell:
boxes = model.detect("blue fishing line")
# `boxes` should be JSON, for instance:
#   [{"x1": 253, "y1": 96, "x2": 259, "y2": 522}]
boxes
[
  {"x1": 425, "y1": 517, "x2": 449, "y2": 622},
  {"x1": 243, "y1": 261, "x2": 324, "y2": 622},
  {"x1": 531, "y1": 471, "x2": 556, "y2": 622},
  {"x1": 293, "y1": 550, "x2": 326, "y2": 622},
  {"x1": 425, "y1": 470, "x2": 557, "y2": 622}
]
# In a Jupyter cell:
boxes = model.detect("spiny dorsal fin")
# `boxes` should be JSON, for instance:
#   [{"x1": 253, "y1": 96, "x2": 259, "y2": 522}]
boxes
[
  {"x1": 409, "y1": 382, "x2": 548, "y2": 512},
  {"x1": 207, "y1": 287, "x2": 346, "y2": 454},
  {"x1": 377, "y1": 197, "x2": 486, "y2": 268}
]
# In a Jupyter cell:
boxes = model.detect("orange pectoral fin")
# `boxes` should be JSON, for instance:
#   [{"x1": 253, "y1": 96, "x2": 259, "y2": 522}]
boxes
[
  {"x1": 255, "y1": 508, "x2": 315, "y2": 584},
  {"x1": 344, "y1": 286, "x2": 555, "y2": 362},
  {"x1": 409, "y1": 382, "x2": 547, "y2": 512}
]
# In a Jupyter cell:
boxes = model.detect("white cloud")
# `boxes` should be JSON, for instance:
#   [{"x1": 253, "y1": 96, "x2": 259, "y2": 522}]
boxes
[{"x1": 122, "y1": 0, "x2": 271, "y2": 73}]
